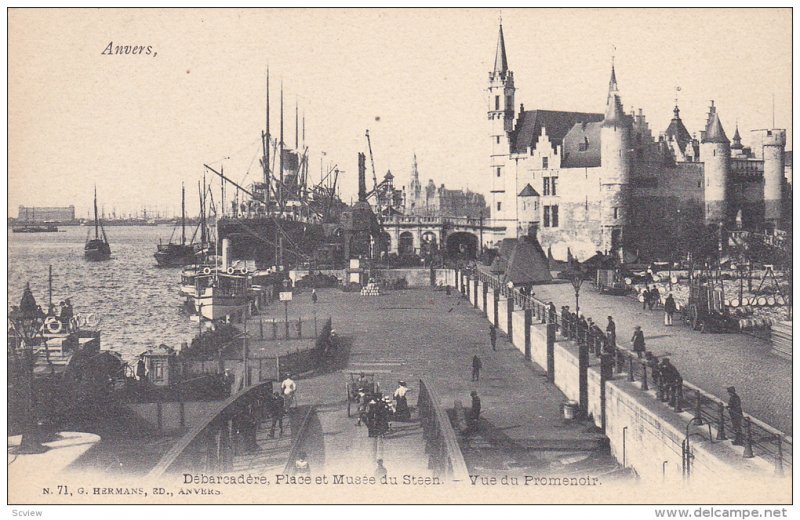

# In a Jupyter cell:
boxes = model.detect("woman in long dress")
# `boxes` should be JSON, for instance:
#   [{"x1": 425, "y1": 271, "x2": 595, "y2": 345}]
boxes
[{"x1": 393, "y1": 381, "x2": 411, "y2": 422}]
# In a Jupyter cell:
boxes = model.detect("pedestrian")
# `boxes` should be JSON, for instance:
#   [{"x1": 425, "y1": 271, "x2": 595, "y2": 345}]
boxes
[
  {"x1": 136, "y1": 355, "x2": 147, "y2": 383},
  {"x1": 727, "y1": 386, "x2": 745, "y2": 446},
  {"x1": 311, "y1": 288, "x2": 318, "y2": 304},
  {"x1": 489, "y1": 325, "x2": 497, "y2": 351},
  {"x1": 469, "y1": 390, "x2": 481, "y2": 432},
  {"x1": 223, "y1": 369, "x2": 235, "y2": 393},
  {"x1": 393, "y1": 381, "x2": 411, "y2": 421},
  {"x1": 294, "y1": 451, "x2": 311, "y2": 475},
  {"x1": 641, "y1": 287, "x2": 649, "y2": 310},
  {"x1": 664, "y1": 293, "x2": 677, "y2": 326},
  {"x1": 281, "y1": 373, "x2": 297, "y2": 411},
  {"x1": 374, "y1": 459, "x2": 388, "y2": 479},
  {"x1": 631, "y1": 325, "x2": 646, "y2": 359},
  {"x1": 548, "y1": 302, "x2": 557, "y2": 323},
  {"x1": 471, "y1": 355, "x2": 482, "y2": 381},
  {"x1": 446, "y1": 285, "x2": 451, "y2": 296},
  {"x1": 606, "y1": 316, "x2": 617, "y2": 347},
  {"x1": 647, "y1": 354, "x2": 661, "y2": 395},
  {"x1": 561, "y1": 306, "x2": 570, "y2": 337},
  {"x1": 577, "y1": 313, "x2": 588, "y2": 344},
  {"x1": 649, "y1": 285, "x2": 660, "y2": 311},
  {"x1": 269, "y1": 391, "x2": 285, "y2": 438}
]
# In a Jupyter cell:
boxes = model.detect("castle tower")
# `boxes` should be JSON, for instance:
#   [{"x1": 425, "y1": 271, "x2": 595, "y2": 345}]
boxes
[
  {"x1": 488, "y1": 23, "x2": 515, "y2": 224},
  {"x1": 700, "y1": 101, "x2": 731, "y2": 227},
  {"x1": 599, "y1": 63, "x2": 631, "y2": 258},
  {"x1": 758, "y1": 129, "x2": 787, "y2": 230}
]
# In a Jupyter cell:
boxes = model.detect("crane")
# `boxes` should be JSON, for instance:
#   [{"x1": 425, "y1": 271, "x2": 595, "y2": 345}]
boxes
[{"x1": 365, "y1": 129, "x2": 381, "y2": 214}]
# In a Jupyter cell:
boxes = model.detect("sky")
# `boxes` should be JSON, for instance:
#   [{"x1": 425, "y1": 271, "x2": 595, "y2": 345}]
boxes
[{"x1": 8, "y1": 8, "x2": 792, "y2": 218}]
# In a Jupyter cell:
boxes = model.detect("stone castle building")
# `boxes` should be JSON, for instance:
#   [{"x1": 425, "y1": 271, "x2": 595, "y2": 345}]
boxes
[{"x1": 487, "y1": 24, "x2": 789, "y2": 261}]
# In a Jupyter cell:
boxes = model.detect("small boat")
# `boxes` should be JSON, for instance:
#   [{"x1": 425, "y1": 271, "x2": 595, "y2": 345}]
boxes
[
  {"x1": 12, "y1": 224, "x2": 59, "y2": 233},
  {"x1": 85, "y1": 187, "x2": 111, "y2": 261},
  {"x1": 155, "y1": 184, "x2": 199, "y2": 267},
  {"x1": 189, "y1": 266, "x2": 251, "y2": 321}
]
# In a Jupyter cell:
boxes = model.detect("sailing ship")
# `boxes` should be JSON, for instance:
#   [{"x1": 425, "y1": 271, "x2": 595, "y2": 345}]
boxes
[
  {"x1": 154, "y1": 183, "x2": 210, "y2": 267},
  {"x1": 84, "y1": 187, "x2": 112, "y2": 260},
  {"x1": 209, "y1": 70, "x2": 347, "y2": 271}
]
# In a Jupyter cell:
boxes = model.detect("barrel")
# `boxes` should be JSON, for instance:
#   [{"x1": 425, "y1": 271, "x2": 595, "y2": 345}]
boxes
[
  {"x1": 671, "y1": 275, "x2": 679, "y2": 284},
  {"x1": 766, "y1": 296, "x2": 776, "y2": 306},
  {"x1": 757, "y1": 297, "x2": 767, "y2": 306},
  {"x1": 624, "y1": 277, "x2": 632, "y2": 285},
  {"x1": 723, "y1": 299, "x2": 730, "y2": 307},
  {"x1": 776, "y1": 295, "x2": 786, "y2": 306},
  {"x1": 730, "y1": 298, "x2": 740, "y2": 308},
  {"x1": 652, "y1": 274, "x2": 661, "y2": 282}
]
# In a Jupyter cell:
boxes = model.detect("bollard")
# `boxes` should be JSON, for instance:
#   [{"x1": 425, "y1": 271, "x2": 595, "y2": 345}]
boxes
[
  {"x1": 627, "y1": 356, "x2": 634, "y2": 382},
  {"x1": 716, "y1": 402, "x2": 727, "y2": 440},
  {"x1": 694, "y1": 391, "x2": 704, "y2": 425},
  {"x1": 641, "y1": 361, "x2": 649, "y2": 391},
  {"x1": 775, "y1": 436, "x2": 784, "y2": 477},
  {"x1": 742, "y1": 418, "x2": 754, "y2": 458}
]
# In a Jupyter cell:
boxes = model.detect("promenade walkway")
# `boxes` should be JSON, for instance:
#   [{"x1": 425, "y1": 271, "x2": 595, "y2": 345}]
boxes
[
  {"x1": 257, "y1": 286, "x2": 607, "y2": 475},
  {"x1": 531, "y1": 281, "x2": 792, "y2": 434}
]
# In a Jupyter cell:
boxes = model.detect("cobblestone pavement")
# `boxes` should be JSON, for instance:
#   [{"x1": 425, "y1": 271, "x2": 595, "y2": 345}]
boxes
[
  {"x1": 258, "y1": 286, "x2": 604, "y2": 473},
  {"x1": 531, "y1": 281, "x2": 792, "y2": 434}
]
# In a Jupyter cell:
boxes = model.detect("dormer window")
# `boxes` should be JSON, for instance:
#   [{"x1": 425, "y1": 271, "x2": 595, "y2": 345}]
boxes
[
  {"x1": 579, "y1": 138, "x2": 589, "y2": 152},
  {"x1": 495, "y1": 96, "x2": 500, "y2": 110},
  {"x1": 542, "y1": 157, "x2": 549, "y2": 169}
]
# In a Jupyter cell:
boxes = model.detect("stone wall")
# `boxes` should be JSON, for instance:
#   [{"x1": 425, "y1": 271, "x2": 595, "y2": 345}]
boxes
[{"x1": 458, "y1": 270, "x2": 780, "y2": 484}]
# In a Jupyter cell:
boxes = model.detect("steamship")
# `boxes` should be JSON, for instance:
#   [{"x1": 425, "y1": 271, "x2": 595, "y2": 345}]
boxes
[{"x1": 206, "y1": 71, "x2": 347, "y2": 271}]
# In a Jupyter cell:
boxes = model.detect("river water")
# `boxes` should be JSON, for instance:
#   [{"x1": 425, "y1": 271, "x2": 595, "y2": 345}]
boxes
[{"x1": 8, "y1": 225, "x2": 200, "y2": 363}]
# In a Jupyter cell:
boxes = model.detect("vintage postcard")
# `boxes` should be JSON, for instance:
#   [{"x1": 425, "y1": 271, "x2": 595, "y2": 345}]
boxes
[{"x1": 6, "y1": 7, "x2": 793, "y2": 510}]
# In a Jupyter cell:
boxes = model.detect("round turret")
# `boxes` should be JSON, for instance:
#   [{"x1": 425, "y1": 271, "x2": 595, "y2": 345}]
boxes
[
  {"x1": 760, "y1": 129, "x2": 786, "y2": 229},
  {"x1": 700, "y1": 102, "x2": 730, "y2": 227}
]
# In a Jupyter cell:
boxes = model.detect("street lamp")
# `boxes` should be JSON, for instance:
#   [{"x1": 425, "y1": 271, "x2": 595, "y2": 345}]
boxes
[{"x1": 570, "y1": 269, "x2": 584, "y2": 314}]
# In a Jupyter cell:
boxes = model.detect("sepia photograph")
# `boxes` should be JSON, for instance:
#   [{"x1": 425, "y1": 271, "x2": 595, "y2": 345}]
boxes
[{"x1": 5, "y1": 6, "x2": 794, "y2": 512}]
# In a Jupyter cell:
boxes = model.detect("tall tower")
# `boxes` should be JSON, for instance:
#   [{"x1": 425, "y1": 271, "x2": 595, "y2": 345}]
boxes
[
  {"x1": 599, "y1": 63, "x2": 631, "y2": 258},
  {"x1": 488, "y1": 23, "x2": 515, "y2": 225},
  {"x1": 407, "y1": 153, "x2": 422, "y2": 214},
  {"x1": 700, "y1": 101, "x2": 731, "y2": 227},
  {"x1": 758, "y1": 129, "x2": 786, "y2": 230}
]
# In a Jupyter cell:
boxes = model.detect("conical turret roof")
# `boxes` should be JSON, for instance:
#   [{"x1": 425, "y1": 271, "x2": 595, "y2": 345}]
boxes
[
  {"x1": 493, "y1": 24, "x2": 509, "y2": 75},
  {"x1": 702, "y1": 104, "x2": 729, "y2": 144},
  {"x1": 604, "y1": 64, "x2": 625, "y2": 124},
  {"x1": 731, "y1": 124, "x2": 743, "y2": 149}
]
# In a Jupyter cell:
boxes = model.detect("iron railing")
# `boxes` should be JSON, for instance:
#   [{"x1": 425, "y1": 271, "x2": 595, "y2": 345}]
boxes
[
  {"x1": 146, "y1": 381, "x2": 273, "y2": 479},
  {"x1": 417, "y1": 378, "x2": 469, "y2": 482},
  {"x1": 461, "y1": 269, "x2": 792, "y2": 474}
]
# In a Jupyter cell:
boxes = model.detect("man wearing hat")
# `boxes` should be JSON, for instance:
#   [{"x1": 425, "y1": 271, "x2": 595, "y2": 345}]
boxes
[
  {"x1": 631, "y1": 325, "x2": 646, "y2": 359},
  {"x1": 469, "y1": 391, "x2": 481, "y2": 432},
  {"x1": 727, "y1": 387, "x2": 744, "y2": 446}
]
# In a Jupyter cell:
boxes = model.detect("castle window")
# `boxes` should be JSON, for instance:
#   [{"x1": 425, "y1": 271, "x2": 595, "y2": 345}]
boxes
[
  {"x1": 496, "y1": 136, "x2": 500, "y2": 144},
  {"x1": 551, "y1": 177, "x2": 558, "y2": 196},
  {"x1": 613, "y1": 207, "x2": 619, "y2": 219},
  {"x1": 495, "y1": 95, "x2": 500, "y2": 110},
  {"x1": 497, "y1": 201, "x2": 502, "y2": 211},
  {"x1": 496, "y1": 167, "x2": 501, "y2": 178},
  {"x1": 543, "y1": 205, "x2": 559, "y2": 227},
  {"x1": 506, "y1": 95, "x2": 512, "y2": 109},
  {"x1": 542, "y1": 177, "x2": 550, "y2": 196},
  {"x1": 542, "y1": 157, "x2": 549, "y2": 169}
]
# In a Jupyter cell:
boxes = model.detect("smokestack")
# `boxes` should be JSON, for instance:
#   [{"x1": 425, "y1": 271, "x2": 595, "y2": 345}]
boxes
[
  {"x1": 222, "y1": 238, "x2": 232, "y2": 270},
  {"x1": 358, "y1": 153, "x2": 367, "y2": 202}
]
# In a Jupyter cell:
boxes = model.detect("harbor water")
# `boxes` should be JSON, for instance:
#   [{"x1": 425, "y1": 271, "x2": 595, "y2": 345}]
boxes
[{"x1": 8, "y1": 225, "x2": 200, "y2": 363}]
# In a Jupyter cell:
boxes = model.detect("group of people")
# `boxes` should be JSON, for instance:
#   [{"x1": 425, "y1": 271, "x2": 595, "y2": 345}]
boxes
[
  {"x1": 353, "y1": 376, "x2": 412, "y2": 438},
  {"x1": 641, "y1": 286, "x2": 678, "y2": 326}
]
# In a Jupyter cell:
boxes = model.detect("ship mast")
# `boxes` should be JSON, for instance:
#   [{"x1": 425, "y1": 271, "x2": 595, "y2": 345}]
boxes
[
  {"x1": 181, "y1": 182, "x2": 186, "y2": 246},
  {"x1": 93, "y1": 185, "x2": 99, "y2": 239},
  {"x1": 263, "y1": 68, "x2": 271, "y2": 205}
]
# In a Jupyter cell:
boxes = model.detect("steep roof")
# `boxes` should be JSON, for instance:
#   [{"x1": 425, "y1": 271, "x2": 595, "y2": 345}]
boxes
[
  {"x1": 493, "y1": 24, "x2": 509, "y2": 75},
  {"x1": 703, "y1": 105, "x2": 729, "y2": 144},
  {"x1": 518, "y1": 184, "x2": 540, "y2": 197},
  {"x1": 503, "y1": 235, "x2": 553, "y2": 285},
  {"x1": 665, "y1": 106, "x2": 693, "y2": 153},
  {"x1": 562, "y1": 121, "x2": 603, "y2": 168},
  {"x1": 490, "y1": 238, "x2": 517, "y2": 274},
  {"x1": 511, "y1": 110, "x2": 604, "y2": 154}
]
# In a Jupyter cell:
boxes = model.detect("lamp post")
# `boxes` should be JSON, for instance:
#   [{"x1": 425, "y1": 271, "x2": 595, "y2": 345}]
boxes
[{"x1": 570, "y1": 270, "x2": 584, "y2": 314}]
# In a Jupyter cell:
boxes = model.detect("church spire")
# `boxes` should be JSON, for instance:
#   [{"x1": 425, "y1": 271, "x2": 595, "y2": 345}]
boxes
[{"x1": 493, "y1": 23, "x2": 508, "y2": 76}]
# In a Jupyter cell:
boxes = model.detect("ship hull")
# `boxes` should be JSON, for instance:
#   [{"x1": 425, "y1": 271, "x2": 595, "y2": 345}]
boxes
[{"x1": 217, "y1": 216, "x2": 329, "y2": 267}]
